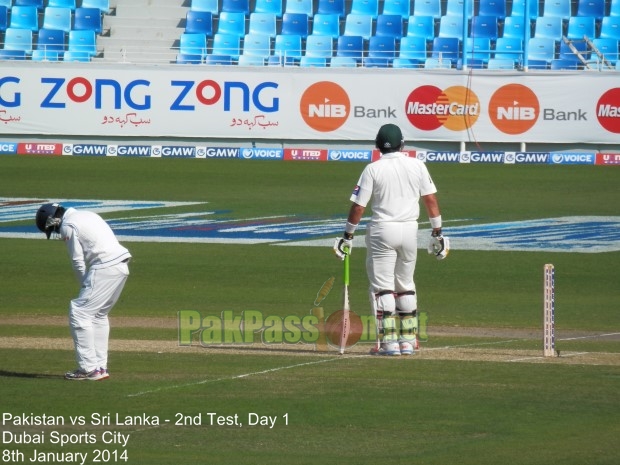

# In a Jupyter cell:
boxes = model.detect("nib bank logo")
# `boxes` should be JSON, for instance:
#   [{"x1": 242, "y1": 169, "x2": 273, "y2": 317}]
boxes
[
  {"x1": 405, "y1": 85, "x2": 481, "y2": 131},
  {"x1": 489, "y1": 84, "x2": 540, "y2": 135},
  {"x1": 300, "y1": 81, "x2": 351, "y2": 132}
]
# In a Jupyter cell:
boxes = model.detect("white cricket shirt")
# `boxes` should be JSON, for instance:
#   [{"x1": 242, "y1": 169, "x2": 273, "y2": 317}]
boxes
[{"x1": 350, "y1": 152, "x2": 437, "y2": 223}]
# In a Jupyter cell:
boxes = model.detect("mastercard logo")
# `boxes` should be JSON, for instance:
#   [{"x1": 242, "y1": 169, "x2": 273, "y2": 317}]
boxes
[
  {"x1": 405, "y1": 85, "x2": 480, "y2": 131},
  {"x1": 596, "y1": 88, "x2": 620, "y2": 134},
  {"x1": 299, "y1": 81, "x2": 351, "y2": 132},
  {"x1": 488, "y1": 84, "x2": 540, "y2": 135}
]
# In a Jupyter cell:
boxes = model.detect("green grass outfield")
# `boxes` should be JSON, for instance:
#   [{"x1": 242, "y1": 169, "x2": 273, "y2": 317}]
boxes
[{"x1": 0, "y1": 156, "x2": 618, "y2": 465}]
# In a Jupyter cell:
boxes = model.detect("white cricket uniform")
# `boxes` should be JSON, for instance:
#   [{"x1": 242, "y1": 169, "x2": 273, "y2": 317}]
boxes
[
  {"x1": 350, "y1": 152, "x2": 437, "y2": 299},
  {"x1": 60, "y1": 208, "x2": 131, "y2": 372}
]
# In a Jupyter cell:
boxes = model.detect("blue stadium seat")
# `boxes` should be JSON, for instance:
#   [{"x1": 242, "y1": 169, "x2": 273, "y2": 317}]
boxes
[
  {"x1": 542, "y1": 0, "x2": 572, "y2": 21},
  {"x1": 330, "y1": 56, "x2": 358, "y2": 66},
  {"x1": 502, "y1": 15, "x2": 527, "y2": 39},
  {"x1": 312, "y1": 13, "x2": 340, "y2": 38},
  {"x1": 527, "y1": 37, "x2": 556, "y2": 64},
  {"x1": 254, "y1": 0, "x2": 283, "y2": 17},
  {"x1": 281, "y1": 13, "x2": 309, "y2": 37},
  {"x1": 32, "y1": 49, "x2": 61, "y2": 60},
  {"x1": 179, "y1": 32, "x2": 207, "y2": 56},
  {"x1": 68, "y1": 29, "x2": 97, "y2": 56},
  {"x1": 0, "y1": 49, "x2": 27, "y2": 60},
  {"x1": 559, "y1": 39, "x2": 590, "y2": 61},
  {"x1": 534, "y1": 16, "x2": 564, "y2": 41},
  {"x1": 375, "y1": 14, "x2": 403, "y2": 39},
  {"x1": 487, "y1": 58, "x2": 515, "y2": 68},
  {"x1": 406, "y1": 15, "x2": 434, "y2": 42},
  {"x1": 185, "y1": 10, "x2": 213, "y2": 36},
  {"x1": 248, "y1": 12, "x2": 277, "y2": 38},
  {"x1": 74, "y1": 7, "x2": 103, "y2": 34},
  {"x1": 81, "y1": 0, "x2": 110, "y2": 14},
  {"x1": 336, "y1": 34, "x2": 364, "y2": 60},
  {"x1": 431, "y1": 36, "x2": 460, "y2": 64},
  {"x1": 566, "y1": 16, "x2": 595, "y2": 39},
  {"x1": 317, "y1": 0, "x2": 345, "y2": 18},
  {"x1": 511, "y1": 0, "x2": 539, "y2": 19},
  {"x1": 217, "y1": 11, "x2": 246, "y2": 37},
  {"x1": 3, "y1": 27, "x2": 33, "y2": 53},
  {"x1": 212, "y1": 32, "x2": 241, "y2": 58},
  {"x1": 299, "y1": 56, "x2": 328, "y2": 66},
  {"x1": 611, "y1": 0, "x2": 620, "y2": 16},
  {"x1": 204, "y1": 54, "x2": 234, "y2": 64},
  {"x1": 446, "y1": 0, "x2": 473, "y2": 19},
  {"x1": 600, "y1": 16, "x2": 620, "y2": 39},
  {"x1": 190, "y1": 0, "x2": 219, "y2": 15},
  {"x1": 363, "y1": 56, "x2": 391, "y2": 66},
  {"x1": 424, "y1": 57, "x2": 452, "y2": 68},
  {"x1": 550, "y1": 58, "x2": 578, "y2": 69},
  {"x1": 592, "y1": 37, "x2": 619, "y2": 64},
  {"x1": 493, "y1": 37, "x2": 523, "y2": 63},
  {"x1": 576, "y1": 0, "x2": 605, "y2": 21},
  {"x1": 0, "y1": 0, "x2": 12, "y2": 8},
  {"x1": 242, "y1": 32, "x2": 271, "y2": 58},
  {"x1": 392, "y1": 57, "x2": 420, "y2": 67},
  {"x1": 273, "y1": 33, "x2": 303, "y2": 63},
  {"x1": 367, "y1": 35, "x2": 396, "y2": 63},
  {"x1": 350, "y1": 0, "x2": 379, "y2": 19},
  {"x1": 0, "y1": 6, "x2": 8, "y2": 31},
  {"x1": 464, "y1": 37, "x2": 492, "y2": 62},
  {"x1": 285, "y1": 0, "x2": 313, "y2": 17},
  {"x1": 43, "y1": 7, "x2": 72, "y2": 32},
  {"x1": 304, "y1": 34, "x2": 333, "y2": 57},
  {"x1": 398, "y1": 35, "x2": 428, "y2": 63},
  {"x1": 176, "y1": 53, "x2": 203, "y2": 64},
  {"x1": 238, "y1": 54, "x2": 265, "y2": 65},
  {"x1": 438, "y1": 15, "x2": 464, "y2": 39},
  {"x1": 478, "y1": 0, "x2": 507, "y2": 21},
  {"x1": 63, "y1": 50, "x2": 91, "y2": 61},
  {"x1": 382, "y1": 0, "x2": 410, "y2": 19},
  {"x1": 343, "y1": 14, "x2": 373, "y2": 40},
  {"x1": 14, "y1": 0, "x2": 43, "y2": 8},
  {"x1": 47, "y1": 0, "x2": 76, "y2": 9},
  {"x1": 470, "y1": 15, "x2": 499, "y2": 41},
  {"x1": 37, "y1": 28, "x2": 65, "y2": 52},
  {"x1": 10, "y1": 6, "x2": 39, "y2": 31},
  {"x1": 221, "y1": 0, "x2": 249, "y2": 14},
  {"x1": 413, "y1": 0, "x2": 441, "y2": 20},
  {"x1": 457, "y1": 57, "x2": 486, "y2": 68}
]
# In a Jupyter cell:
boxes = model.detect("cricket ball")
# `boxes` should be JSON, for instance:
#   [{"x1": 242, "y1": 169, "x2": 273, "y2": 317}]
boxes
[{"x1": 324, "y1": 310, "x2": 364, "y2": 349}]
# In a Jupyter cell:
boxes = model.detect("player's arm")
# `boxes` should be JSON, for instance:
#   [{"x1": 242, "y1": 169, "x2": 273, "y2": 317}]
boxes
[
  {"x1": 422, "y1": 193, "x2": 441, "y2": 235},
  {"x1": 334, "y1": 202, "x2": 365, "y2": 260},
  {"x1": 422, "y1": 193, "x2": 449, "y2": 260},
  {"x1": 63, "y1": 225, "x2": 87, "y2": 283}
]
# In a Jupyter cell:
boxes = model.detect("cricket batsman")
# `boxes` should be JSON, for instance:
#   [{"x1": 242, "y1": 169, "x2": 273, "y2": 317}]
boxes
[
  {"x1": 334, "y1": 123, "x2": 449, "y2": 356},
  {"x1": 36, "y1": 203, "x2": 131, "y2": 380}
]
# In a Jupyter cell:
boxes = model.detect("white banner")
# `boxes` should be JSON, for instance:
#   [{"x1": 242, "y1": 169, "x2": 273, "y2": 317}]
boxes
[{"x1": 0, "y1": 62, "x2": 618, "y2": 143}]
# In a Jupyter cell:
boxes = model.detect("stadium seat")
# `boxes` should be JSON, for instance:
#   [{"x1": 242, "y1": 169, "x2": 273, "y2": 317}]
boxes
[
  {"x1": 221, "y1": 0, "x2": 250, "y2": 14},
  {"x1": 406, "y1": 15, "x2": 435, "y2": 42},
  {"x1": 273, "y1": 33, "x2": 303, "y2": 63},
  {"x1": 534, "y1": 16, "x2": 564, "y2": 41},
  {"x1": 502, "y1": 16, "x2": 527, "y2": 40},
  {"x1": 280, "y1": 13, "x2": 309, "y2": 37},
  {"x1": 511, "y1": 0, "x2": 539, "y2": 19},
  {"x1": 576, "y1": 0, "x2": 605, "y2": 21},
  {"x1": 74, "y1": 7, "x2": 103, "y2": 34},
  {"x1": 493, "y1": 37, "x2": 523, "y2": 63},
  {"x1": 312, "y1": 13, "x2": 340, "y2": 38},
  {"x1": 304, "y1": 34, "x2": 334, "y2": 58},
  {"x1": 343, "y1": 14, "x2": 373, "y2": 40},
  {"x1": 317, "y1": 0, "x2": 345, "y2": 18},
  {"x1": 31, "y1": 49, "x2": 61, "y2": 60},
  {"x1": 487, "y1": 58, "x2": 516, "y2": 68},
  {"x1": 254, "y1": 0, "x2": 283, "y2": 17},
  {"x1": 204, "y1": 53, "x2": 233, "y2": 64},
  {"x1": 248, "y1": 12, "x2": 277, "y2": 38},
  {"x1": 3, "y1": 27, "x2": 33, "y2": 53},
  {"x1": 413, "y1": 0, "x2": 441, "y2": 20},
  {"x1": 63, "y1": 50, "x2": 91, "y2": 61},
  {"x1": 81, "y1": 0, "x2": 110, "y2": 15},
  {"x1": 299, "y1": 56, "x2": 328, "y2": 66},
  {"x1": 0, "y1": 6, "x2": 8, "y2": 31},
  {"x1": 367, "y1": 35, "x2": 396, "y2": 64},
  {"x1": 446, "y1": 0, "x2": 473, "y2": 19},
  {"x1": 43, "y1": 7, "x2": 72, "y2": 32},
  {"x1": 457, "y1": 57, "x2": 486, "y2": 68},
  {"x1": 392, "y1": 57, "x2": 419, "y2": 67},
  {"x1": 382, "y1": 0, "x2": 410, "y2": 19},
  {"x1": 350, "y1": 0, "x2": 379, "y2": 19},
  {"x1": 330, "y1": 56, "x2": 358, "y2": 66},
  {"x1": 431, "y1": 36, "x2": 460, "y2": 64},
  {"x1": 464, "y1": 37, "x2": 492, "y2": 62},
  {"x1": 68, "y1": 29, "x2": 96, "y2": 56},
  {"x1": 550, "y1": 58, "x2": 578, "y2": 68},
  {"x1": 566, "y1": 16, "x2": 595, "y2": 40},
  {"x1": 363, "y1": 56, "x2": 391, "y2": 66},
  {"x1": 14, "y1": 0, "x2": 43, "y2": 8},
  {"x1": 559, "y1": 38, "x2": 590, "y2": 61},
  {"x1": 0, "y1": 0, "x2": 12, "y2": 7},
  {"x1": 478, "y1": 0, "x2": 507, "y2": 21},
  {"x1": 438, "y1": 15, "x2": 465, "y2": 39},
  {"x1": 470, "y1": 15, "x2": 499, "y2": 41},
  {"x1": 591, "y1": 37, "x2": 619, "y2": 65},
  {"x1": 527, "y1": 37, "x2": 556, "y2": 64},
  {"x1": 190, "y1": 0, "x2": 219, "y2": 15},
  {"x1": 542, "y1": 0, "x2": 572, "y2": 21},
  {"x1": 47, "y1": 0, "x2": 76, "y2": 9},
  {"x1": 179, "y1": 32, "x2": 207, "y2": 57},
  {"x1": 398, "y1": 35, "x2": 428, "y2": 63},
  {"x1": 424, "y1": 57, "x2": 452, "y2": 68},
  {"x1": 9, "y1": 6, "x2": 39, "y2": 31},
  {"x1": 0, "y1": 49, "x2": 27, "y2": 60},
  {"x1": 336, "y1": 34, "x2": 364, "y2": 60},
  {"x1": 185, "y1": 10, "x2": 213, "y2": 36},
  {"x1": 217, "y1": 11, "x2": 246, "y2": 37},
  {"x1": 242, "y1": 32, "x2": 271, "y2": 58},
  {"x1": 238, "y1": 54, "x2": 265, "y2": 65},
  {"x1": 285, "y1": 0, "x2": 313, "y2": 17},
  {"x1": 611, "y1": 0, "x2": 620, "y2": 16},
  {"x1": 176, "y1": 53, "x2": 203, "y2": 64},
  {"x1": 600, "y1": 16, "x2": 620, "y2": 39},
  {"x1": 375, "y1": 14, "x2": 403, "y2": 39},
  {"x1": 211, "y1": 32, "x2": 241, "y2": 58},
  {"x1": 37, "y1": 28, "x2": 65, "y2": 52}
]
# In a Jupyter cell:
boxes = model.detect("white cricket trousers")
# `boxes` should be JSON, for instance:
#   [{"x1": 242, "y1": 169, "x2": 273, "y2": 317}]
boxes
[
  {"x1": 69, "y1": 261, "x2": 129, "y2": 372},
  {"x1": 365, "y1": 221, "x2": 418, "y2": 297}
]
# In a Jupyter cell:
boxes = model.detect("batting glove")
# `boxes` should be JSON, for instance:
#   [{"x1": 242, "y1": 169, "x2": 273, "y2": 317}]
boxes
[
  {"x1": 333, "y1": 234, "x2": 353, "y2": 260},
  {"x1": 428, "y1": 229, "x2": 450, "y2": 260}
]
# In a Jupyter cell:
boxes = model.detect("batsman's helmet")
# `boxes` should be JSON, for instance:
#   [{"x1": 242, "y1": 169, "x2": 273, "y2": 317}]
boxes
[
  {"x1": 36, "y1": 203, "x2": 66, "y2": 239},
  {"x1": 375, "y1": 123, "x2": 404, "y2": 154}
]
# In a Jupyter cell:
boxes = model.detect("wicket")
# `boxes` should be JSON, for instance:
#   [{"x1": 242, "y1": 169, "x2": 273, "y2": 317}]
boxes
[{"x1": 543, "y1": 264, "x2": 556, "y2": 357}]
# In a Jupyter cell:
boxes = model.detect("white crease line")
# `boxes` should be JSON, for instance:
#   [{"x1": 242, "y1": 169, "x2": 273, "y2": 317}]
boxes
[
  {"x1": 557, "y1": 332, "x2": 620, "y2": 341},
  {"x1": 508, "y1": 351, "x2": 590, "y2": 362},
  {"x1": 127, "y1": 357, "x2": 341, "y2": 397},
  {"x1": 422, "y1": 339, "x2": 520, "y2": 351}
]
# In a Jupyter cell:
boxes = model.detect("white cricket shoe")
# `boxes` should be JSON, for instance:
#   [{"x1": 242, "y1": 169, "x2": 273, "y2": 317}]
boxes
[{"x1": 370, "y1": 342, "x2": 401, "y2": 356}]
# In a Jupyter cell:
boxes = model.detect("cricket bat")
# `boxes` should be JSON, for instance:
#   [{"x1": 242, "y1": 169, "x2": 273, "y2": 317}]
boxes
[{"x1": 339, "y1": 248, "x2": 351, "y2": 355}]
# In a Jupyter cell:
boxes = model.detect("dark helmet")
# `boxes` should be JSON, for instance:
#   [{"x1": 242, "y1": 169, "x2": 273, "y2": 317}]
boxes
[
  {"x1": 375, "y1": 123, "x2": 404, "y2": 154},
  {"x1": 35, "y1": 203, "x2": 66, "y2": 239}
]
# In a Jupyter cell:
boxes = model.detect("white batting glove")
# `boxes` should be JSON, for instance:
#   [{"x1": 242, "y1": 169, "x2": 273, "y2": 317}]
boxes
[
  {"x1": 428, "y1": 230, "x2": 450, "y2": 260},
  {"x1": 333, "y1": 235, "x2": 353, "y2": 260}
]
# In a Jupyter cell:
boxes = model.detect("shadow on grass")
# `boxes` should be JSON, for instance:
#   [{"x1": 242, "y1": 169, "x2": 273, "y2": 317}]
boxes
[{"x1": 0, "y1": 370, "x2": 63, "y2": 379}]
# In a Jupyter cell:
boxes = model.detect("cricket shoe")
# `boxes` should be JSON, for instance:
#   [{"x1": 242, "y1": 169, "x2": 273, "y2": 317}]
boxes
[
  {"x1": 370, "y1": 342, "x2": 401, "y2": 356},
  {"x1": 64, "y1": 368, "x2": 107, "y2": 381},
  {"x1": 98, "y1": 368, "x2": 110, "y2": 380},
  {"x1": 399, "y1": 337, "x2": 419, "y2": 355}
]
